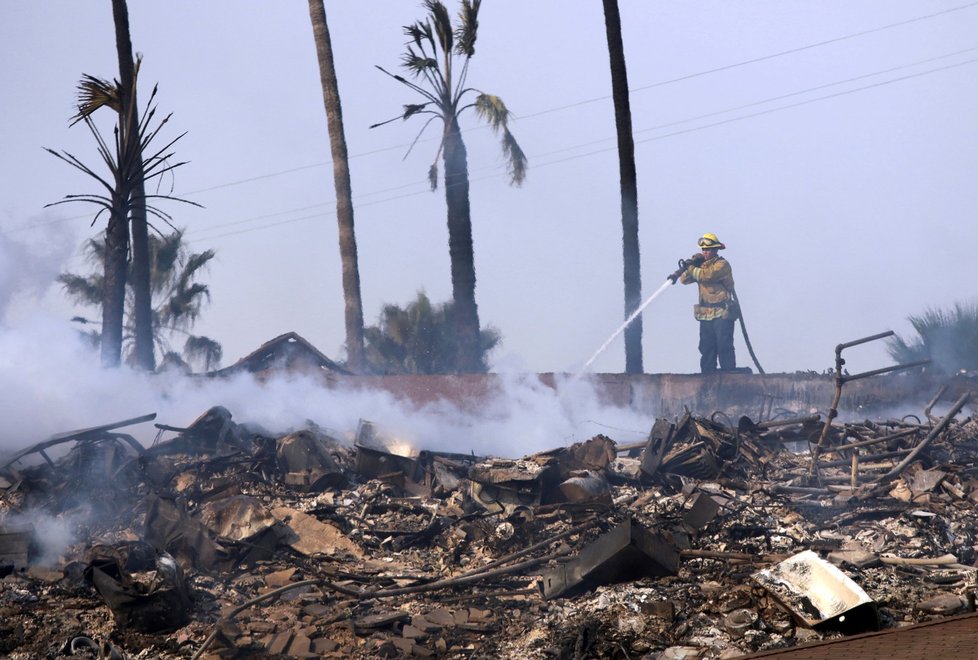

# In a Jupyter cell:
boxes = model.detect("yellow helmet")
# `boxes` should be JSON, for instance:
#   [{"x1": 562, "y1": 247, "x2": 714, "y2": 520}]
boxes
[{"x1": 697, "y1": 233, "x2": 726, "y2": 250}]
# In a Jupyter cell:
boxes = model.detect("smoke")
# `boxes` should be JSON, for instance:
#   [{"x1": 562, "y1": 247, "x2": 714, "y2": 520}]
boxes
[
  {"x1": 1, "y1": 510, "x2": 81, "y2": 567},
  {"x1": 0, "y1": 308, "x2": 654, "y2": 459},
  {"x1": 138, "y1": 369, "x2": 653, "y2": 459},
  {"x1": 0, "y1": 213, "x2": 79, "y2": 326},
  {"x1": 0, "y1": 214, "x2": 655, "y2": 461},
  {"x1": 0, "y1": 302, "x2": 655, "y2": 571}
]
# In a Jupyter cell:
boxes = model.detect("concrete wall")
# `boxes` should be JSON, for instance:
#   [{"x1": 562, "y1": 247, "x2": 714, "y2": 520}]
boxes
[{"x1": 334, "y1": 372, "x2": 972, "y2": 422}]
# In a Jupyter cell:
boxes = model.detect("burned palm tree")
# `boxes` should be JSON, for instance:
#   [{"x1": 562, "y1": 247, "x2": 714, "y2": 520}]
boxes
[
  {"x1": 308, "y1": 0, "x2": 366, "y2": 373},
  {"x1": 372, "y1": 0, "x2": 526, "y2": 373},
  {"x1": 111, "y1": 0, "x2": 155, "y2": 372},
  {"x1": 46, "y1": 62, "x2": 198, "y2": 368},
  {"x1": 59, "y1": 230, "x2": 221, "y2": 372},
  {"x1": 602, "y1": 0, "x2": 643, "y2": 374}
]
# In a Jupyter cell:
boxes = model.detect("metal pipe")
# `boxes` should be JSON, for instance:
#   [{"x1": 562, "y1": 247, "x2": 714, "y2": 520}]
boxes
[
  {"x1": 810, "y1": 330, "x2": 930, "y2": 481},
  {"x1": 841, "y1": 359, "x2": 930, "y2": 383},
  {"x1": 836, "y1": 330, "x2": 894, "y2": 351}
]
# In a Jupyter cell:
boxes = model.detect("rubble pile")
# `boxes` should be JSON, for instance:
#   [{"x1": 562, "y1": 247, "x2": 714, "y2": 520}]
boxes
[{"x1": 0, "y1": 389, "x2": 976, "y2": 659}]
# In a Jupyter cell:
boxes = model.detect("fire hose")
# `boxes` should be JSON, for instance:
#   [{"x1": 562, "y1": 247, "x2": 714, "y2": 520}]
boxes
[{"x1": 668, "y1": 258, "x2": 765, "y2": 374}]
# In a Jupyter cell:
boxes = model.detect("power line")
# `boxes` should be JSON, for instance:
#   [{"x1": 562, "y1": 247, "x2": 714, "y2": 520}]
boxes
[
  {"x1": 104, "y1": 3, "x2": 978, "y2": 202},
  {"x1": 533, "y1": 44, "x2": 978, "y2": 159},
  {"x1": 191, "y1": 51, "x2": 978, "y2": 242},
  {"x1": 518, "y1": 1, "x2": 978, "y2": 122},
  {"x1": 8, "y1": 4, "x2": 975, "y2": 239},
  {"x1": 525, "y1": 56, "x2": 978, "y2": 172}
]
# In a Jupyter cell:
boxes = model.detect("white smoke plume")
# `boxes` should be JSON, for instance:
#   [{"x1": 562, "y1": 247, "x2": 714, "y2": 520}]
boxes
[
  {"x1": 0, "y1": 330, "x2": 654, "y2": 459},
  {"x1": 0, "y1": 222, "x2": 654, "y2": 461}
]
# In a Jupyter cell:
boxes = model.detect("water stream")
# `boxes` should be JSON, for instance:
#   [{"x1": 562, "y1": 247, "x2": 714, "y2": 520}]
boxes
[{"x1": 582, "y1": 279, "x2": 675, "y2": 370}]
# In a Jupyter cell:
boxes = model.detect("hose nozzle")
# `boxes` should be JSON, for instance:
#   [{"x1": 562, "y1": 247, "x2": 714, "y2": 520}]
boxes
[{"x1": 667, "y1": 258, "x2": 688, "y2": 284}]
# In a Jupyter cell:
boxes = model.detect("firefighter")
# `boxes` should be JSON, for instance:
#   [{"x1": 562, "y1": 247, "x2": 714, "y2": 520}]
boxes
[{"x1": 680, "y1": 233, "x2": 738, "y2": 373}]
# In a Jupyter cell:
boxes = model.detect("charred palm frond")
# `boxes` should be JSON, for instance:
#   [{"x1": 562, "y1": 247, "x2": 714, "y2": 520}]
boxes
[
  {"x1": 454, "y1": 0, "x2": 480, "y2": 56},
  {"x1": 473, "y1": 94, "x2": 526, "y2": 185},
  {"x1": 47, "y1": 70, "x2": 200, "y2": 233},
  {"x1": 71, "y1": 74, "x2": 122, "y2": 125},
  {"x1": 426, "y1": 0, "x2": 454, "y2": 54},
  {"x1": 183, "y1": 335, "x2": 222, "y2": 372},
  {"x1": 373, "y1": 1, "x2": 525, "y2": 188}
]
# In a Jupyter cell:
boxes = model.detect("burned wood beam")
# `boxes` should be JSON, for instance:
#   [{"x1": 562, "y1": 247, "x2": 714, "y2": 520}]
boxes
[
  {"x1": 680, "y1": 549, "x2": 787, "y2": 563},
  {"x1": 754, "y1": 414, "x2": 821, "y2": 430},
  {"x1": 818, "y1": 449, "x2": 912, "y2": 468},
  {"x1": 879, "y1": 554, "x2": 958, "y2": 566},
  {"x1": 823, "y1": 427, "x2": 919, "y2": 454},
  {"x1": 773, "y1": 485, "x2": 834, "y2": 496},
  {"x1": 472, "y1": 519, "x2": 596, "y2": 575},
  {"x1": 875, "y1": 391, "x2": 972, "y2": 482},
  {"x1": 925, "y1": 385, "x2": 950, "y2": 420}
]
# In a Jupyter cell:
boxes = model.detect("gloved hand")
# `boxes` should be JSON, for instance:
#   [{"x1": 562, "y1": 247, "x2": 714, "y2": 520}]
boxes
[
  {"x1": 668, "y1": 262, "x2": 684, "y2": 283},
  {"x1": 688, "y1": 252, "x2": 706, "y2": 266}
]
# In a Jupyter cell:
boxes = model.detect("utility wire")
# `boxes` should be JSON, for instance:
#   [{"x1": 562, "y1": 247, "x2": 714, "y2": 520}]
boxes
[
  {"x1": 527, "y1": 44, "x2": 978, "y2": 158},
  {"x1": 188, "y1": 1, "x2": 978, "y2": 199},
  {"x1": 8, "y1": 4, "x2": 976, "y2": 239},
  {"x1": 518, "y1": 1, "x2": 978, "y2": 121},
  {"x1": 190, "y1": 51, "x2": 978, "y2": 242}
]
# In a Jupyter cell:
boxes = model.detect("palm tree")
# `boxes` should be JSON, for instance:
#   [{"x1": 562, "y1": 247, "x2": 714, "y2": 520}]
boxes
[
  {"x1": 887, "y1": 302, "x2": 978, "y2": 374},
  {"x1": 372, "y1": 0, "x2": 526, "y2": 373},
  {"x1": 363, "y1": 291, "x2": 500, "y2": 374},
  {"x1": 602, "y1": 0, "x2": 642, "y2": 374},
  {"x1": 59, "y1": 230, "x2": 222, "y2": 372},
  {"x1": 46, "y1": 67, "x2": 197, "y2": 367},
  {"x1": 307, "y1": 0, "x2": 366, "y2": 373},
  {"x1": 111, "y1": 0, "x2": 154, "y2": 372}
]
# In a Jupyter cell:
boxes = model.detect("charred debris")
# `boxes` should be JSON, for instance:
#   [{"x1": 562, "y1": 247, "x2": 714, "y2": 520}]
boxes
[{"x1": 1, "y1": 370, "x2": 978, "y2": 657}]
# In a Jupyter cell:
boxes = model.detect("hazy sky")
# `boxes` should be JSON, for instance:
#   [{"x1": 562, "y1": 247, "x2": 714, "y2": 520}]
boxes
[{"x1": 2, "y1": 1, "x2": 977, "y2": 377}]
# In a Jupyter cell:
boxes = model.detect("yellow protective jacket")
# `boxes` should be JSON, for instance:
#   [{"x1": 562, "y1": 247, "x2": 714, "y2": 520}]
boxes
[{"x1": 680, "y1": 256, "x2": 736, "y2": 321}]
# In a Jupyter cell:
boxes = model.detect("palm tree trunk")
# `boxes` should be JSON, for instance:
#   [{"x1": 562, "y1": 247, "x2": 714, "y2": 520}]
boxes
[
  {"x1": 308, "y1": 0, "x2": 365, "y2": 373},
  {"x1": 442, "y1": 118, "x2": 482, "y2": 373},
  {"x1": 102, "y1": 193, "x2": 130, "y2": 367},
  {"x1": 603, "y1": 0, "x2": 643, "y2": 374},
  {"x1": 112, "y1": 0, "x2": 154, "y2": 371}
]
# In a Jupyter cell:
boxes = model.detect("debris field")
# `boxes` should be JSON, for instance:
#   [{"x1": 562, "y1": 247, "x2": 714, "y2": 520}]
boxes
[{"x1": 1, "y1": 382, "x2": 977, "y2": 659}]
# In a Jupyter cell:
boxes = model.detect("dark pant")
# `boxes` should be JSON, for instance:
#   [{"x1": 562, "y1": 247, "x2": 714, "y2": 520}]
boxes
[{"x1": 699, "y1": 318, "x2": 736, "y2": 373}]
